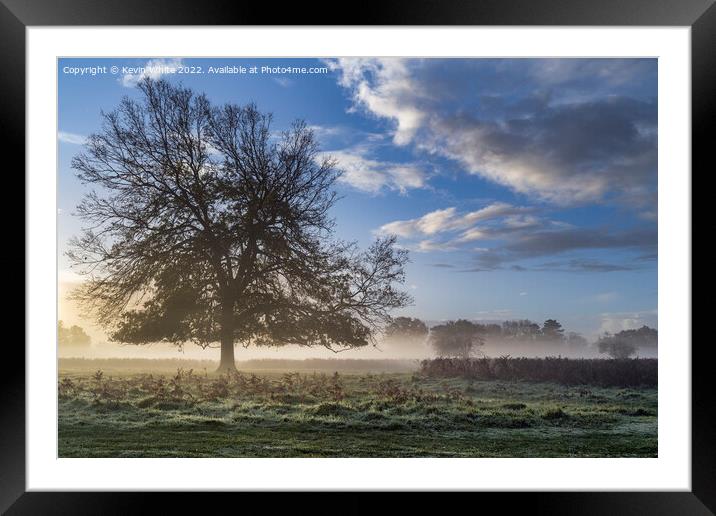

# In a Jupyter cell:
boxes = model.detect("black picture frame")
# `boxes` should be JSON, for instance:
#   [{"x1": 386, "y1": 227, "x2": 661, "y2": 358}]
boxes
[{"x1": 4, "y1": 0, "x2": 709, "y2": 513}]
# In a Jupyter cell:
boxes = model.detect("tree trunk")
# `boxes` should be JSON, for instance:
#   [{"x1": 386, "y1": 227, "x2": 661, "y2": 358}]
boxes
[
  {"x1": 216, "y1": 302, "x2": 237, "y2": 373},
  {"x1": 217, "y1": 336, "x2": 236, "y2": 372}
]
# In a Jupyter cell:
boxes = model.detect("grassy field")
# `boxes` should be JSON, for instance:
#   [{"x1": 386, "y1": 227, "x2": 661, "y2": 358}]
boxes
[{"x1": 58, "y1": 360, "x2": 657, "y2": 458}]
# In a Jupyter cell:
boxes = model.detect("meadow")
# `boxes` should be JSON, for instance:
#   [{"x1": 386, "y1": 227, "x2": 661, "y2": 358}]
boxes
[{"x1": 57, "y1": 358, "x2": 657, "y2": 458}]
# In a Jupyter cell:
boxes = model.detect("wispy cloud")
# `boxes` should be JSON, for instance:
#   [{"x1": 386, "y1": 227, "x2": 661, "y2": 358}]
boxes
[
  {"x1": 415, "y1": 239, "x2": 458, "y2": 253},
  {"x1": 58, "y1": 131, "x2": 86, "y2": 145},
  {"x1": 308, "y1": 125, "x2": 386, "y2": 149},
  {"x1": 308, "y1": 125, "x2": 345, "y2": 139},
  {"x1": 376, "y1": 203, "x2": 557, "y2": 255},
  {"x1": 376, "y1": 201, "x2": 656, "y2": 269},
  {"x1": 530, "y1": 259, "x2": 637, "y2": 273},
  {"x1": 376, "y1": 202, "x2": 532, "y2": 239},
  {"x1": 324, "y1": 148, "x2": 427, "y2": 194},
  {"x1": 467, "y1": 227, "x2": 656, "y2": 271}
]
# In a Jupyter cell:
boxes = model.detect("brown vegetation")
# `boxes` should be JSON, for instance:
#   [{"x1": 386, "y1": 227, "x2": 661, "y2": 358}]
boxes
[{"x1": 420, "y1": 357, "x2": 657, "y2": 387}]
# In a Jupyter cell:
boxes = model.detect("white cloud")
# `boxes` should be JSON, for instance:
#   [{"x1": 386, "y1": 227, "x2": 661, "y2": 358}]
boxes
[
  {"x1": 376, "y1": 202, "x2": 528, "y2": 239},
  {"x1": 598, "y1": 309, "x2": 657, "y2": 335},
  {"x1": 121, "y1": 58, "x2": 184, "y2": 88},
  {"x1": 58, "y1": 131, "x2": 86, "y2": 145},
  {"x1": 378, "y1": 219, "x2": 422, "y2": 239},
  {"x1": 416, "y1": 208, "x2": 457, "y2": 235},
  {"x1": 389, "y1": 165, "x2": 427, "y2": 191},
  {"x1": 374, "y1": 202, "x2": 653, "y2": 271},
  {"x1": 327, "y1": 58, "x2": 426, "y2": 145},
  {"x1": 503, "y1": 214, "x2": 541, "y2": 229},
  {"x1": 423, "y1": 118, "x2": 612, "y2": 204},
  {"x1": 460, "y1": 202, "x2": 525, "y2": 226},
  {"x1": 308, "y1": 125, "x2": 344, "y2": 139},
  {"x1": 455, "y1": 228, "x2": 488, "y2": 243},
  {"x1": 377, "y1": 208, "x2": 454, "y2": 238},
  {"x1": 414, "y1": 239, "x2": 458, "y2": 253},
  {"x1": 325, "y1": 149, "x2": 427, "y2": 194}
]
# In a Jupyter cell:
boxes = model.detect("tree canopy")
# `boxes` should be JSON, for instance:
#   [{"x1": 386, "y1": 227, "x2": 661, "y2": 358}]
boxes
[
  {"x1": 597, "y1": 326, "x2": 657, "y2": 359},
  {"x1": 541, "y1": 319, "x2": 565, "y2": 341},
  {"x1": 428, "y1": 319, "x2": 485, "y2": 359},
  {"x1": 612, "y1": 326, "x2": 658, "y2": 348},
  {"x1": 68, "y1": 79, "x2": 411, "y2": 370},
  {"x1": 500, "y1": 319, "x2": 542, "y2": 341},
  {"x1": 58, "y1": 321, "x2": 91, "y2": 347},
  {"x1": 384, "y1": 317, "x2": 429, "y2": 340}
]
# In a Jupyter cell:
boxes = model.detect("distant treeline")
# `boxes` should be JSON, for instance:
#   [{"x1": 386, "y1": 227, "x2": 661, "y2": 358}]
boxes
[
  {"x1": 386, "y1": 317, "x2": 657, "y2": 359},
  {"x1": 420, "y1": 357, "x2": 657, "y2": 387},
  {"x1": 388, "y1": 317, "x2": 582, "y2": 343},
  {"x1": 59, "y1": 357, "x2": 418, "y2": 373}
]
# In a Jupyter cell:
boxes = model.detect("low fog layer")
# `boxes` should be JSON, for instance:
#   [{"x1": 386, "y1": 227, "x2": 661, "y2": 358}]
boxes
[
  {"x1": 57, "y1": 335, "x2": 657, "y2": 361},
  {"x1": 59, "y1": 284, "x2": 658, "y2": 362},
  {"x1": 59, "y1": 319, "x2": 658, "y2": 361},
  {"x1": 58, "y1": 240, "x2": 657, "y2": 364}
]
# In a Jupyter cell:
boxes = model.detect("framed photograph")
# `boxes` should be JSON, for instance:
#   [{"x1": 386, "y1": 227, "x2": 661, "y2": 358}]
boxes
[{"x1": 6, "y1": 0, "x2": 709, "y2": 511}]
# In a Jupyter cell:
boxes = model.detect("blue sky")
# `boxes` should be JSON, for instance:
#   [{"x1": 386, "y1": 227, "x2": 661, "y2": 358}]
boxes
[{"x1": 57, "y1": 57, "x2": 658, "y2": 339}]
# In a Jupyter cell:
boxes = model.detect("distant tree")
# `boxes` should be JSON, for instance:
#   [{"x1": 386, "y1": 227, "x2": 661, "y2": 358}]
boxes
[
  {"x1": 385, "y1": 317, "x2": 429, "y2": 341},
  {"x1": 597, "y1": 326, "x2": 657, "y2": 358},
  {"x1": 501, "y1": 319, "x2": 541, "y2": 341},
  {"x1": 482, "y1": 323, "x2": 503, "y2": 338},
  {"x1": 613, "y1": 326, "x2": 658, "y2": 349},
  {"x1": 541, "y1": 319, "x2": 565, "y2": 341},
  {"x1": 67, "y1": 79, "x2": 410, "y2": 371},
  {"x1": 598, "y1": 336, "x2": 638, "y2": 359},
  {"x1": 429, "y1": 320, "x2": 485, "y2": 359},
  {"x1": 465, "y1": 323, "x2": 503, "y2": 344},
  {"x1": 566, "y1": 331, "x2": 588, "y2": 349},
  {"x1": 58, "y1": 321, "x2": 91, "y2": 347}
]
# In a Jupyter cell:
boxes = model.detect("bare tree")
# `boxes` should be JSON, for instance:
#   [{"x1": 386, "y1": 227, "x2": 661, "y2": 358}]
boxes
[{"x1": 68, "y1": 79, "x2": 411, "y2": 371}]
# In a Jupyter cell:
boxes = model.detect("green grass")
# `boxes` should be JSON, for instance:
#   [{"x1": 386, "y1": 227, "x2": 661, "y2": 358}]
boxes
[{"x1": 58, "y1": 368, "x2": 657, "y2": 457}]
